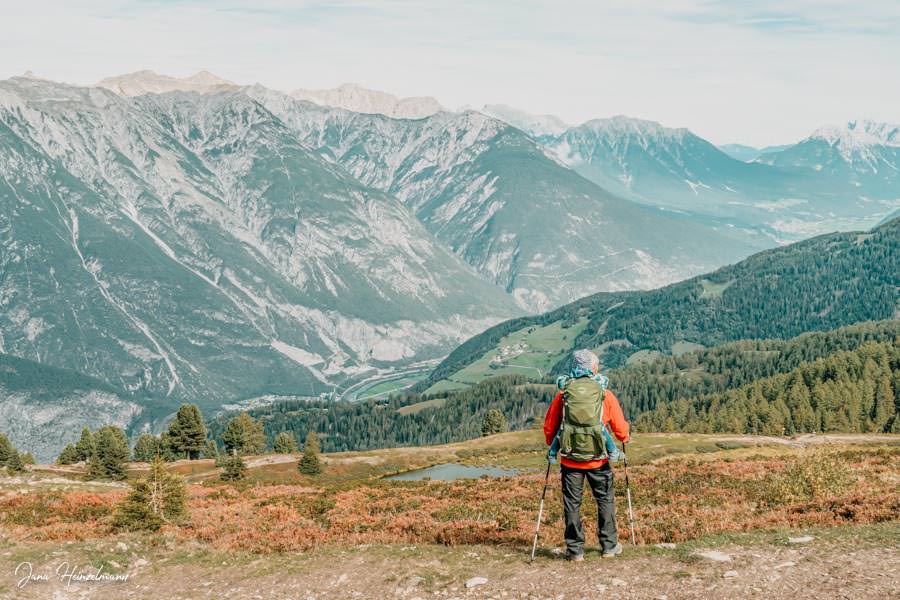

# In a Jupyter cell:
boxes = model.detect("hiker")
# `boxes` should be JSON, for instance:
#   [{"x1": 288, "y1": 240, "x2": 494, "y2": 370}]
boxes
[{"x1": 544, "y1": 349, "x2": 630, "y2": 561}]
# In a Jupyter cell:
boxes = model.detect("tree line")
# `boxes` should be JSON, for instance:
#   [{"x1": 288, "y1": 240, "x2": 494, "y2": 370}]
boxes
[
  {"x1": 207, "y1": 375, "x2": 550, "y2": 453},
  {"x1": 45, "y1": 405, "x2": 324, "y2": 482},
  {"x1": 611, "y1": 321, "x2": 900, "y2": 414},
  {"x1": 634, "y1": 340, "x2": 899, "y2": 435}
]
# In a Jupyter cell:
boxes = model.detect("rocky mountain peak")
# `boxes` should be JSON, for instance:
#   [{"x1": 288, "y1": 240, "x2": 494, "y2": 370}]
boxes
[
  {"x1": 95, "y1": 70, "x2": 236, "y2": 96},
  {"x1": 290, "y1": 83, "x2": 444, "y2": 119}
]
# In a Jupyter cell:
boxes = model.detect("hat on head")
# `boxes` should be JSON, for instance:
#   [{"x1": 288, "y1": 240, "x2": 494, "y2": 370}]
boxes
[{"x1": 572, "y1": 349, "x2": 599, "y2": 373}]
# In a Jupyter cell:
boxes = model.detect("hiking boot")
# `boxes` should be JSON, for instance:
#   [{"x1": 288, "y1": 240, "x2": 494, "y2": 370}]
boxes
[
  {"x1": 565, "y1": 553, "x2": 584, "y2": 562},
  {"x1": 601, "y1": 543, "x2": 623, "y2": 558}
]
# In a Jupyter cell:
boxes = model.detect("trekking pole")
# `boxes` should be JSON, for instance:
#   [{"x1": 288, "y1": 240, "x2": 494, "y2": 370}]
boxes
[
  {"x1": 529, "y1": 460, "x2": 552, "y2": 563},
  {"x1": 622, "y1": 442, "x2": 637, "y2": 545}
]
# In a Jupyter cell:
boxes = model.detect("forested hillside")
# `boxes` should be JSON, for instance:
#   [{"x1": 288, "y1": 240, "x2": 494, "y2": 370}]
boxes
[
  {"x1": 423, "y1": 217, "x2": 899, "y2": 389},
  {"x1": 635, "y1": 341, "x2": 898, "y2": 434},
  {"x1": 616, "y1": 322, "x2": 900, "y2": 434},
  {"x1": 209, "y1": 322, "x2": 899, "y2": 451},
  {"x1": 612, "y1": 321, "x2": 900, "y2": 414},
  {"x1": 207, "y1": 376, "x2": 552, "y2": 453}
]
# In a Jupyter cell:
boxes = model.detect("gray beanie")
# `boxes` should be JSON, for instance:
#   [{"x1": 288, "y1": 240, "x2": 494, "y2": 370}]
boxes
[{"x1": 572, "y1": 349, "x2": 599, "y2": 372}]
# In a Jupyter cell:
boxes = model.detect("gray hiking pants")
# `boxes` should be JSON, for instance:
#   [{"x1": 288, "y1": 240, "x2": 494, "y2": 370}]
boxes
[{"x1": 561, "y1": 462, "x2": 617, "y2": 556}]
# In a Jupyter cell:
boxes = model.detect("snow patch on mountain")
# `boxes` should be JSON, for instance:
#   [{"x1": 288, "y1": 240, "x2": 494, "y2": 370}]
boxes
[
  {"x1": 479, "y1": 104, "x2": 569, "y2": 136},
  {"x1": 810, "y1": 120, "x2": 900, "y2": 150}
]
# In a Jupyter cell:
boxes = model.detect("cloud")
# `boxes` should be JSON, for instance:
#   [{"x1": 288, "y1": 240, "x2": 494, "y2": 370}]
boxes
[{"x1": 1, "y1": 0, "x2": 898, "y2": 145}]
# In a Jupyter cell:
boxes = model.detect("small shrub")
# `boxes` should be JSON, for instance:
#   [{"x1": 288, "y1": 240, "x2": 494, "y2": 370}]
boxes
[
  {"x1": 298, "y1": 432, "x2": 322, "y2": 476},
  {"x1": 221, "y1": 454, "x2": 247, "y2": 481},
  {"x1": 760, "y1": 451, "x2": 854, "y2": 506},
  {"x1": 6, "y1": 451, "x2": 25, "y2": 473},
  {"x1": 114, "y1": 457, "x2": 186, "y2": 532}
]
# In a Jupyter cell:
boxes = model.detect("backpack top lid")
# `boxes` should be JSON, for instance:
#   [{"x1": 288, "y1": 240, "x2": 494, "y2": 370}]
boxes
[
  {"x1": 562, "y1": 376, "x2": 604, "y2": 426},
  {"x1": 557, "y1": 372, "x2": 609, "y2": 391}
]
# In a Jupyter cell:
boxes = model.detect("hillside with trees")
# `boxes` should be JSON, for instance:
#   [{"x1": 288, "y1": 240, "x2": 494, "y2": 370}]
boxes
[
  {"x1": 611, "y1": 320, "x2": 900, "y2": 415},
  {"x1": 422, "y1": 217, "x2": 899, "y2": 390},
  {"x1": 629, "y1": 333, "x2": 899, "y2": 434},
  {"x1": 207, "y1": 376, "x2": 552, "y2": 453},
  {"x1": 218, "y1": 322, "x2": 899, "y2": 451}
]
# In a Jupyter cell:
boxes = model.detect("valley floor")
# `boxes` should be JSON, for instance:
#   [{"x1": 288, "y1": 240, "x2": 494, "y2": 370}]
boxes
[{"x1": 1, "y1": 523, "x2": 897, "y2": 599}]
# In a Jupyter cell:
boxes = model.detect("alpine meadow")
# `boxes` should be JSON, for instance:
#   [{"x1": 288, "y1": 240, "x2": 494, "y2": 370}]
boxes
[{"x1": 1, "y1": 2, "x2": 900, "y2": 598}]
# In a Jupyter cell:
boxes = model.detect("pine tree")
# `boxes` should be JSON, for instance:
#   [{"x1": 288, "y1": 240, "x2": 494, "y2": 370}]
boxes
[
  {"x1": 87, "y1": 426, "x2": 130, "y2": 481},
  {"x1": 166, "y1": 404, "x2": 207, "y2": 460},
  {"x1": 873, "y1": 374, "x2": 895, "y2": 432},
  {"x1": 0, "y1": 433, "x2": 13, "y2": 465},
  {"x1": 202, "y1": 439, "x2": 219, "y2": 460},
  {"x1": 57, "y1": 443, "x2": 79, "y2": 465},
  {"x1": 114, "y1": 456, "x2": 186, "y2": 531},
  {"x1": 481, "y1": 409, "x2": 508, "y2": 436},
  {"x1": 298, "y1": 431, "x2": 323, "y2": 476},
  {"x1": 272, "y1": 432, "x2": 297, "y2": 454},
  {"x1": 220, "y1": 452, "x2": 247, "y2": 481},
  {"x1": 6, "y1": 451, "x2": 25, "y2": 473},
  {"x1": 133, "y1": 434, "x2": 162, "y2": 462},
  {"x1": 787, "y1": 379, "x2": 816, "y2": 433},
  {"x1": 222, "y1": 412, "x2": 266, "y2": 456},
  {"x1": 890, "y1": 414, "x2": 900, "y2": 434},
  {"x1": 74, "y1": 427, "x2": 94, "y2": 462},
  {"x1": 158, "y1": 432, "x2": 177, "y2": 462},
  {"x1": 21, "y1": 452, "x2": 34, "y2": 465}
]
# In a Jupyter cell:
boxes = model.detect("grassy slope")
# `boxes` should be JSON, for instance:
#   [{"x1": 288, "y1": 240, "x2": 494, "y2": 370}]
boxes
[{"x1": 426, "y1": 319, "x2": 588, "y2": 394}]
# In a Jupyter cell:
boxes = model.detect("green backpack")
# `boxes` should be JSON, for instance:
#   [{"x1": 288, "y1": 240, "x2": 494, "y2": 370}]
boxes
[{"x1": 559, "y1": 376, "x2": 608, "y2": 462}]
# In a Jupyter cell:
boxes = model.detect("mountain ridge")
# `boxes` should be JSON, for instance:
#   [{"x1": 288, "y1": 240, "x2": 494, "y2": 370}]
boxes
[{"x1": 0, "y1": 76, "x2": 518, "y2": 455}]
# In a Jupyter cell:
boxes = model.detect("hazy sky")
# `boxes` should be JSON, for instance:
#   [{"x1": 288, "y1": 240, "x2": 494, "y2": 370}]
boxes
[{"x1": 3, "y1": 0, "x2": 898, "y2": 146}]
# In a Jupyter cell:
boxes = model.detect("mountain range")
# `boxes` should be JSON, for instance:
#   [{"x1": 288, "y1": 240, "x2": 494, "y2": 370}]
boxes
[{"x1": 2, "y1": 69, "x2": 899, "y2": 460}]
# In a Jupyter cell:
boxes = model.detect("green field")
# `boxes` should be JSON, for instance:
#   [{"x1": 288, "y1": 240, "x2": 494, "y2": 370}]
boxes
[
  {"x1": 625, "y1": 349, "x2": 665, "y2": 365},
  {"x1": 396, "y1": 397, "x2": 448, "y2": 415},
  {"x1": 355, "y1": 373, "x2": 427, "y2": 401},
  {"x1": 699, "y1": 278, "x2": 735, "y2": 299},
  {"x1": 426, "y1": 319, "x2": 589, "y2": 394}
]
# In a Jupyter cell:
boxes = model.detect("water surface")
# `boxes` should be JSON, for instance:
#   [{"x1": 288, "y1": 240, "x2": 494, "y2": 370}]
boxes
[{"x1": 386, "y1": 463, "x2": 519, "y2": 481}]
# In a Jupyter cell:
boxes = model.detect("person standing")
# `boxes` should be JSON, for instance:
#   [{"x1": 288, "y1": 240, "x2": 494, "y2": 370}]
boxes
[{"x1": 543, "y1": 349, "x2": 630, "y2": 561}]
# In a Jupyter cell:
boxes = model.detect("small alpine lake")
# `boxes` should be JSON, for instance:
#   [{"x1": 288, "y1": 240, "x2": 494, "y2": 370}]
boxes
[{"x1": 385, "y1": 463, "x2": 520, "y2": 481}]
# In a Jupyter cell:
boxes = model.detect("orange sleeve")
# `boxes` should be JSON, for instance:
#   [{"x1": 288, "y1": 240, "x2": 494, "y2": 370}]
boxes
[
  {"x1": 543, "y1": 390, "x2": 563, "y2": 445},
  {"x1": 603, "y1": 390, "x2": 630, "y2": 443}
]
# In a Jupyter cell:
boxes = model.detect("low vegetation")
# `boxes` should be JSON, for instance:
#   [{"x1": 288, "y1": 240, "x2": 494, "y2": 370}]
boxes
[{"x1": 1, "y1": 437, "x2": 896, "y2": 554}]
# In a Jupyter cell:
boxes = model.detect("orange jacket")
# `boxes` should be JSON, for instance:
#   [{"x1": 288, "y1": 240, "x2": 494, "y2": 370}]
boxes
[{"x1": 543, "y1": 387, "x2": 630, "y2": 470}]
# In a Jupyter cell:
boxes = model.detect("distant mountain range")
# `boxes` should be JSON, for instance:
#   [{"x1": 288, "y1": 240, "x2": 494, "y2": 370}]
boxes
[
  {"x1": 2, "y1": 69, "x2": 899, "y2": 459},
  {"x1": 717, "y1": 143, "x2": 793, "y2": 162},
  {"x1": 291, "y1": 83, "x2": 444, "y2": 119},
  {"x1": 96, "y1": 70, "x2": 237, "y2": 96},
  {"x1": 534, "y1": 116, "x2": 898, "y2": 241}
]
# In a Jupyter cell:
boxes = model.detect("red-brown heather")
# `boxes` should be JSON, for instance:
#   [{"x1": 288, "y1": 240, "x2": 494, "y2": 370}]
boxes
[{"x1": 2, "y1": 446, "x2": 897, "y2": 554}]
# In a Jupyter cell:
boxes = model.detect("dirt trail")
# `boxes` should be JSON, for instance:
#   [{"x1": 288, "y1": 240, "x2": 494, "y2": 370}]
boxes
[{"x1": 2, "y1": 527, "x2": 897, "y2": 599}]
